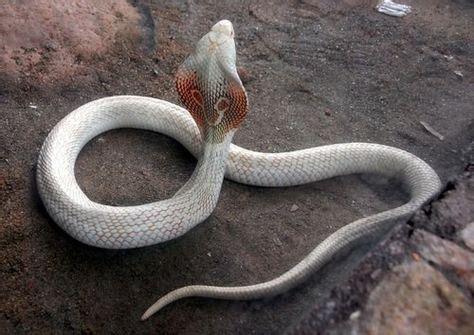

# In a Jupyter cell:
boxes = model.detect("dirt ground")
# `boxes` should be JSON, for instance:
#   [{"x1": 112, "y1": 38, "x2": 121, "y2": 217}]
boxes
[{"x1": 1, "y1": 0, "x2": 473, "y2": 334}]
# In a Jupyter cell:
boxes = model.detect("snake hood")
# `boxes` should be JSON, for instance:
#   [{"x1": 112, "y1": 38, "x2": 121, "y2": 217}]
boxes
[{"x1": 176, "y1": 20, "x2": 248, "y2": 143}]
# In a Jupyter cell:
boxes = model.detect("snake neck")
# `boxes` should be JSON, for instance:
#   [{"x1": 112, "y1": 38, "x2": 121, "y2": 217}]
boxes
[{"x1": 174, "y1": 130, "x2": 235, "y2": 209}]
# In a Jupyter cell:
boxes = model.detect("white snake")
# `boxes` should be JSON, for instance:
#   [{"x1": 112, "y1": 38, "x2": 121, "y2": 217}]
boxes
[{"x1": 36, "y1": 20, "x2": 442, "y2": 320}]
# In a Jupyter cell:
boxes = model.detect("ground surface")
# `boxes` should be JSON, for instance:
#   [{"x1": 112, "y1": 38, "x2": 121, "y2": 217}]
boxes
[{"x1": 1, "y1": 0, "x2": 473, "y2": 334}]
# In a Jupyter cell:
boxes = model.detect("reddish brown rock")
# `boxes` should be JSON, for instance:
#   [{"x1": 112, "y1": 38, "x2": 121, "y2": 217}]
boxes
[
  {"x1": 411, "y1": 229, "x2": 474, "y2": 290},
  {"x1": 356, "y1": 261, "x2": 474, "y2": 335}
]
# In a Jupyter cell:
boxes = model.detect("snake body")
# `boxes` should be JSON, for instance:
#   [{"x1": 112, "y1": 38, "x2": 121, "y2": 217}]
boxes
[{"x1": 36, "y1": 20, "x2": 441, "y2": 320}]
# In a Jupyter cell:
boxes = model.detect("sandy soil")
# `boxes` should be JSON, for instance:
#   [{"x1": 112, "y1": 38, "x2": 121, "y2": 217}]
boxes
[
  {"x1": 1, "y1": 0, "x2": 473, "y2": 334},
  {"x1": 0, "y1": 0, "x2": 140, "y2": 83}
]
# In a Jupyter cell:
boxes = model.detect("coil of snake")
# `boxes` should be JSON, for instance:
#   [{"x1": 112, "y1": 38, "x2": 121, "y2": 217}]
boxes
[{"x1": 36, "y1": 20, "x2": 441, "y2": 320}]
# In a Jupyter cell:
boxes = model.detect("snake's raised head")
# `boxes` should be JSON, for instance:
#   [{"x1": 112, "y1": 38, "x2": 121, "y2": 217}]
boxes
[{"x1": 176, "y1": 20, "x2": 248, "y2": 143}]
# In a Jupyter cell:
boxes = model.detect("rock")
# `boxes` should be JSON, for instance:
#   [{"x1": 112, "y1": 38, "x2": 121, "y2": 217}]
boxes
[
  {"x1": 411, "y1": 229, "x2": 474, "y2": 290},
  {"x1": 454, "y1": 70, "x2": 464, "y2": 78},
  {"x1": 290, "y1": 204, "x2": 299, "y2": 212},
  {"x1": 412, "y1": 168, "x2": 474, "y2": 240},
  {"x1": 356, "y1": 261, "x2": 474, "y2": 335},
  {"x1": 460, "y1": 222, "x2": 474, "y2": 251},
  {"x1": 349, "y1": 310, "x2": 360, "y2": 321},
  {"x1": 43, "y1": 41, "x2": 59, "y2": 52},
  {"x1": 370, "y1": 269, "x2": 382, "y2": 280}
]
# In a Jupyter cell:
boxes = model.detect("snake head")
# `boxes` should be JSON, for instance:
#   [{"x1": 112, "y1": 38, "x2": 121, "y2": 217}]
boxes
[{"x1": 176, "y1": 20, "x2": 248, "y2": 143}]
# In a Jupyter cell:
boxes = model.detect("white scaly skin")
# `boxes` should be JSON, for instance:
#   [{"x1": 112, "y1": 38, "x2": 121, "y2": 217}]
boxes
[{"x1": 36, "y1": 20, "x2": 442, "y2": 320}]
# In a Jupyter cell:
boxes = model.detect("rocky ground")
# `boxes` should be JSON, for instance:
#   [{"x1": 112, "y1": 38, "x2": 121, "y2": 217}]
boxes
[
  {"x1": 290, "y1": 167, "x2": 474, "y2": 334},
  {"x1": 1, "y1": 0, "x2": 473, "y2": 334}
]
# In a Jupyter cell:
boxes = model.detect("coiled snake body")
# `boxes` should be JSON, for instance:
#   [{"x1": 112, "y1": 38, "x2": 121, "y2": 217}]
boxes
[{"x1": 36, "y1": 20, "x2": 441, "y2": 320}]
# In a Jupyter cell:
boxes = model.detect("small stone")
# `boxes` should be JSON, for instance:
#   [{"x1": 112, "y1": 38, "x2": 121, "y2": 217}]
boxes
[
  {"x1": 273, "y1": 237, "x2": 283, "y2": 247},
  {"x1": 207, "y1": 252, "x2": 212, "y2": 257},
  {"x1": 460, "y1": 222, "x2": 474, "y2": 251},
  {"x1": 290, "y1": 204, "x2": 299, "y2": 212},
  {"x1": 370, "y1": 269, "x2": 382, "y2": 279},
  {"x1": 97, "y1": 71, "x2": 111, "y2": 84},
  {"x1": 44, "y1": 41, "x2": 59, "y2": 51},
  {"x1": 454, "y1": 70, "x2": 464, "y2": 78},
  {"x1": 387, "y1": 240, "x2": 405, "y2": 256},
  {"x1": 326, "y1": 301, "x2": 336, "y2": 309},
  {"x1": 349, "y1": 310, "x2": 361, "y2": 321}
]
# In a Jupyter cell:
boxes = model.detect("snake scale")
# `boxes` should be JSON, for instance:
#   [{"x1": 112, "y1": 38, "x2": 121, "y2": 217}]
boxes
[{"x1": 36, "y1": 20, "x2": 442, "y2": 320}]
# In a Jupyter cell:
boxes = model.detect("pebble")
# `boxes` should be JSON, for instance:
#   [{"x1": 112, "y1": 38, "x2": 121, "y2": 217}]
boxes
[
  {"x1": 454, "y1": 70, "x2": 464, "y2": 78},
  {"x1": 460, "y1": 222, "x2": 474, "y2": 251},
  {"x1": 349, "y1": 310, "x2": 361, "y2": 321}
]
